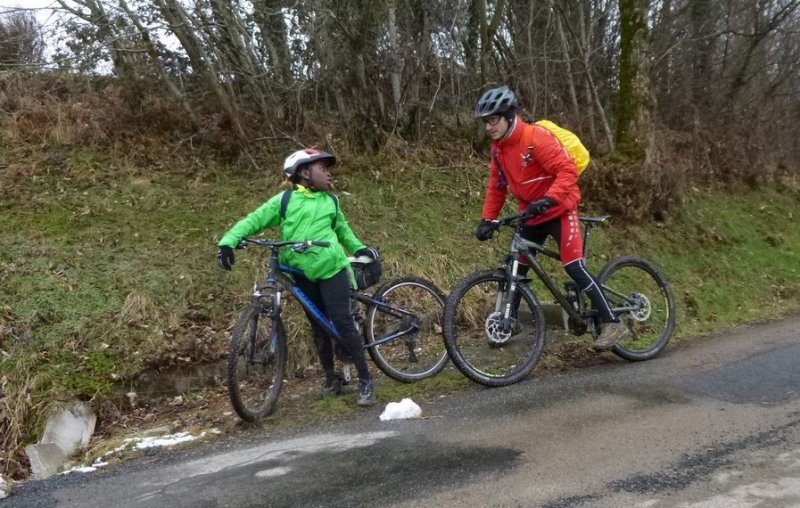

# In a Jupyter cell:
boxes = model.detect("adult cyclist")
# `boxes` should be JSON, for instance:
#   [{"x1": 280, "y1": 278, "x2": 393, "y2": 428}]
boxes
[{"x1": 473, "y1": 85, "x2": 628, "y2": 349}]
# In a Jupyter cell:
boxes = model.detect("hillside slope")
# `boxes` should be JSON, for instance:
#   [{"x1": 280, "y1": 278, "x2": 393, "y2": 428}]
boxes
[{"x1": 1, "y1": 147, "x2": 799, "y2": 479}]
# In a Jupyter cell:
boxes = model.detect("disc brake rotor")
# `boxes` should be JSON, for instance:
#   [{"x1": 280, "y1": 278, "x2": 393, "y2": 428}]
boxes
[
  {"x1": 628, "y1": 293, "x2": 651, "y2": 322},
  {"x1": 485, "y1": 311, "x2": 512, "y2": 344}
]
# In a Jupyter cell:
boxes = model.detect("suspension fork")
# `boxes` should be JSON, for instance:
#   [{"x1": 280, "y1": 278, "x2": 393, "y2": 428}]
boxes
[{"x1": 499, "y1": 234, "x2": 527, "y2": 330}]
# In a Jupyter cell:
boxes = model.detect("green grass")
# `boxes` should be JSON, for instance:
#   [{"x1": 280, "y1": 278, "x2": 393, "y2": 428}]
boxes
[{"x1": 2, "y1": 146, "x2": 800, "y2": 477}]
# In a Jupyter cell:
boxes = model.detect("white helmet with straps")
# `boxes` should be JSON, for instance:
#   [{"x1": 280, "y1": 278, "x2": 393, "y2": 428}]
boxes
[{"x1": 282, "y1": 148, "x2": 337, "y2": 179}]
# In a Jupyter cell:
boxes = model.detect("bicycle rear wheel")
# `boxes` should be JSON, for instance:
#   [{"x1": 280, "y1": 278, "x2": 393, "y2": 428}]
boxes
[
  {"x1": 227, "y1": 303, "x2": 287, "y2": 422},
  {"x1": 365, "y1": 277, "x2": 447, "y2": 382},
  {"x1": 597, "y1": 256, "x2": 676, "y2": 361},
  {"x1": 443, "y1": 269, "x2": 546, "y2": 387}
]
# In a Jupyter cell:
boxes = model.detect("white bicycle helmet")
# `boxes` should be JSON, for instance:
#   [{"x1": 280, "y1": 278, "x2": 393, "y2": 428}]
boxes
[
  {"x1": 282, "y1": 148, "x2": 337, "y2": 179},
  {"x1": 474, "y1": 85, "x2": 519, "y2": 118}
]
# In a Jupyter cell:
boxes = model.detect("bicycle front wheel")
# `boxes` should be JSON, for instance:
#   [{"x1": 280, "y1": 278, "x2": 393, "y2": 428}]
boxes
[
  {"x1": 227, "y1": 303, "x2": 287, "y2": 422},
  {"x1": 597, "y1": 256, "x2": 676, "y2": 361},
  {"x1": 443, "y1": 270, "x2": 546, "y2": 387},
  {"x1": 365, "y1": 277, "x2": 448, "y2": 382}
]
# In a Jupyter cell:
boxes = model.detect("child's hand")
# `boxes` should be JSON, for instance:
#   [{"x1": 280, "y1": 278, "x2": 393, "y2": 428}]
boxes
[
  {"x1": 355, "y1": 247, "x2": 379, "y2": 261},
  {"x1": 217, "y1": 246, "x2": 235, "y2": 270}
]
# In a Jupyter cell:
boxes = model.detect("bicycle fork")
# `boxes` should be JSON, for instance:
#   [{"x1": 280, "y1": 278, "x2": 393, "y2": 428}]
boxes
[{"x1": 499, "y1": 256, "x2": 524, "y2": 331}]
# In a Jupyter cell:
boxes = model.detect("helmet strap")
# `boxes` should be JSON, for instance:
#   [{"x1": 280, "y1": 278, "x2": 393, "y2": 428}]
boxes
[{"x1": 501, "y1": 116, "x2": 516, "y2": 140}]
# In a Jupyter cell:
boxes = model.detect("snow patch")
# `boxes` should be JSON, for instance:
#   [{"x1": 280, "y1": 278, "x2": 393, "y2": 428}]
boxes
[
  {"x1": 125, "y1": 431, "x2": 205, "y2": 450},
  {"x1": 61, "y1": 459, "x2": 110, "y2": 475},
  {"x1": 255, "y1": 467, "x2": 292, "y2": 478}
]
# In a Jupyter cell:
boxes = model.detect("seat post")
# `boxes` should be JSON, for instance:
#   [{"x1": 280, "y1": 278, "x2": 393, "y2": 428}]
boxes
[{"x1": 582, "y1": 222, "x2": 595, "y2": 259}]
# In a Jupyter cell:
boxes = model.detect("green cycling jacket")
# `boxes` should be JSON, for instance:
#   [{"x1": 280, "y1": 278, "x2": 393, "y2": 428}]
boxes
[{"x1": 218, "y1": 186, "x2": 366, "y2": 281}]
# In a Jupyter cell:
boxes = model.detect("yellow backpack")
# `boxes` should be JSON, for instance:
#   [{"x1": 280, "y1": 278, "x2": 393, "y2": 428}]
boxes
[{"x1": 533, "y1": 119, "x2": 590, "y2": 175}]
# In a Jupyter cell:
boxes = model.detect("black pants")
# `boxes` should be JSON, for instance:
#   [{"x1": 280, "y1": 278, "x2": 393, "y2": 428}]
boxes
[{"x1": 293, "y1": 268, "x2": 371, "y2": 381}]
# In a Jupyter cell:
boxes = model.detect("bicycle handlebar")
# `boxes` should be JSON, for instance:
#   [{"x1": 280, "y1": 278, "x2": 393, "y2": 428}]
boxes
[
  {"x1": 493, "y1": 212, "x2": 536, "y2": 228},
  {"x1": 237, "y1": 238, "x2": 331, "y2": 250},
  {"x1": 493, "y1": 212, "x2": 611, "y2": 228}
]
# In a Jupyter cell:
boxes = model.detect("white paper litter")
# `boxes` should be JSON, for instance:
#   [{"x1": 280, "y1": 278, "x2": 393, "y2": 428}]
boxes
[{"x1": 379, "y1": 398, "x2": 422, "y2": 421}]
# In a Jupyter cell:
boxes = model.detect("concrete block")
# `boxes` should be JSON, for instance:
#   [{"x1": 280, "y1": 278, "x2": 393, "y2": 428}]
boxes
[
  {"x1": 0, "y1": 474, "x2": 12, "y2": 499},
  {"x1": 24, "y1": 443, "x2": 67, "y2": 480},
  {"x1": 40, "y1": 400, "x2": 97, "y2": 455}
]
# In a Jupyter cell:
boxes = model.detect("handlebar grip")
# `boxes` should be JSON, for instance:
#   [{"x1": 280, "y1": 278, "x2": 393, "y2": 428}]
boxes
[{"x1": 236, "y1": 239, "x2": 248, "y2": 249}]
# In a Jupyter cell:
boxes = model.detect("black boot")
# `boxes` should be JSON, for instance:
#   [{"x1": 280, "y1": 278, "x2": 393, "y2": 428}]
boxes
[{"x1": 322, "y1": 373, "x2": 342, "y2": 396}]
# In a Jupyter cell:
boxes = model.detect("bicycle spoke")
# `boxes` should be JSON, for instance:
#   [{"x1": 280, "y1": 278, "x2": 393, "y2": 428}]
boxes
[
  {"x1": 444, "y1": 270, "x2": 545, "y2": 387},
  {"x1": 227, "y1": 305, "x2": 286, "y2": 422},
  {"x1": 598, "y1": 256, "x2": 675, "y2": 361},
  {"x1": 366, "y1": 277, "x2": 447, "y2": 382}
]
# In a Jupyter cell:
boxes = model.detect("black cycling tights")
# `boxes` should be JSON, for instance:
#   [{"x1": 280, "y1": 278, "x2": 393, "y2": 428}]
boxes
[
  {"x1": 293, "y1": 269, "x2": 371, "y2": 381},
  {"x1": 516, "y1": 259, "x2": 617, "y2": 323}
]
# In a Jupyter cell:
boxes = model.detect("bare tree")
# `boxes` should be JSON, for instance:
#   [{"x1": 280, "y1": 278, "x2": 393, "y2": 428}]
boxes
[{"x1": 0, "y1": 11, "x2": 44, "y2": 70}]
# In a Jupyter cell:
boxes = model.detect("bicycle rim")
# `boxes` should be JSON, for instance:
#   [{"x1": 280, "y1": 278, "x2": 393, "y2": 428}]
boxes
[
  {"x1": 443, "y1": 270, "x2": 545, "y2": 387},
  {"x1": 366, "y1": 277, "x2": 448, "y2": 382},
  {"x1": 598, "y1": 256, "x2": 676, "y2": 361},
  {"x1": 227, "y1": 304, "x2": 286, "y2": 422}
]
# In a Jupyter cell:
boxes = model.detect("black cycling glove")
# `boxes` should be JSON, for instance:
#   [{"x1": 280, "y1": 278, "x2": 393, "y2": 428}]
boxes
[
  {"x1": 475, "y1": 220, "x2": 497, "y2": 241},
  {"x1": 217, "y1": 246, "x2": 235, "y2": 270},
  {"x1": 525, "y1": 197, "x2": 556, "y2": 217},
  {"x1": 355, "y1": 247, "x2": 380, "y2": 261}
]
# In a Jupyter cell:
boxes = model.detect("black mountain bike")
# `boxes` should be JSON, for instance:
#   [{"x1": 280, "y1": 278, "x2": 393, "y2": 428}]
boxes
[
  {"x1": 227, "y1": 238, "x2": 447, "y2": 422},
  {"x1": 442, "y1": 213, "x2": 676, "y2": 387}
]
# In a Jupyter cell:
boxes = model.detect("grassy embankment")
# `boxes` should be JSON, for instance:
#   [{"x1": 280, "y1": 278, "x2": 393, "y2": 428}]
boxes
[{"x1": 1, "y1": 146, "x2": 799, "y2": 476}]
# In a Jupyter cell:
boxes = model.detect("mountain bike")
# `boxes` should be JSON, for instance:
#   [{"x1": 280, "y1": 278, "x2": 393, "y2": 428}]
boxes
[
  {"x1": 227, "y1": 238, "x2": 447, "y2": 422},
  {"x1": 442, "y1": 213, "x2": 676, "y2": 387}
]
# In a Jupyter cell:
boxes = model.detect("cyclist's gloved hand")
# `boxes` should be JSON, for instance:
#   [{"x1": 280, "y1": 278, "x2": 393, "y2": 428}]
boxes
[
  {"x1": 355, "y1": 247, "x2": 380, "y2": 261},
  {"x1": 525, "y1": 196, "x2": 556, "y2": 217},
  {"x1": 475, "y1": 219, "x2": 497, "y2": 241},
  {"x1": 217, "y1": 246, "x2": 235, "y2": 270}
]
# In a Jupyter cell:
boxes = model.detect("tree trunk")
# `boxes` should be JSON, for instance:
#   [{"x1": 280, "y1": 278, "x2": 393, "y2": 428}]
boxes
[
  {"x1": 387, "y1": 0, "x2": 402, "y2": 118},
  {"x1": 116, "y1": 0, "x2": 201, "y2": 130},
  {"x1": 153, "y1": 0, "x2": 245, "y2": 140},
  {"x1": 615, "y1": 0, "x2": 652, "y2": 156},
  {"x1": 553, "y1": 0, "x2": 580, "y2": 121},
  {"x1": 252, "y1": 0, "x2": 292, "y2": 86},
  {"x1": 477, "y1": 0, "x2": 507, "y2": 85}
]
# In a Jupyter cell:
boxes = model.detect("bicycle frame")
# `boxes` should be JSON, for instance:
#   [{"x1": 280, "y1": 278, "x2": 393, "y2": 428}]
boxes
[
  {"x1": 499, "y1": 215, "x2": 608, "y2": 329},
  {"x1": 509, "y1": 237, "x2": 587, "y2": 325},
  {"x1": 350, "y1": 292, "x2": 422, "y2": 349},
  {"x1": 248, "y1": 241, "x2": 423, "y2": 349}
]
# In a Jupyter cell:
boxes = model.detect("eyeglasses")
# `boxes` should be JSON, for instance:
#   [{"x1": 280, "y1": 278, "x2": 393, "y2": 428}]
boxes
[{"x1": 481, "y1": 116, "x2": 503, "y2": 126}]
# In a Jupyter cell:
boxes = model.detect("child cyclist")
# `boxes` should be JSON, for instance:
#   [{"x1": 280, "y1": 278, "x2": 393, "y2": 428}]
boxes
[{"x1": 216, "y1": 148, "x2": 380, "y2": 406}]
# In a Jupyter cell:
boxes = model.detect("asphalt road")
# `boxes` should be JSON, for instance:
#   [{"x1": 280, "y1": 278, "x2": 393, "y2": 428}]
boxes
[{"x1": 8, "y1": 317, "x2": 800, "y2": 507}]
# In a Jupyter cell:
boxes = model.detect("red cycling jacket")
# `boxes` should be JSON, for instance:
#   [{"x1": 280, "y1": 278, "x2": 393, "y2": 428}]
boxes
[{"x1": 481, "y1": 116, "x2": 580, "y2": 226}]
